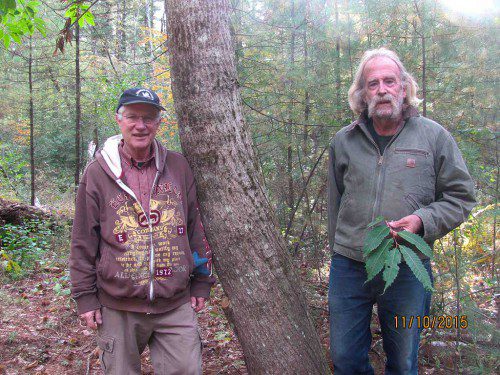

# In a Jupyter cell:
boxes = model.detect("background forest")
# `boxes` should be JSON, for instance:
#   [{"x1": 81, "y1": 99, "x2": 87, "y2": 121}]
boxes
[{"x1": 0, "y1": 0, "x2": 498, "y2": 373}]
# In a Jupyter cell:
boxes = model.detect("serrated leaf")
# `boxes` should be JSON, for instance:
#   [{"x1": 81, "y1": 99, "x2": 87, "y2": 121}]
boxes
[
  {"x1": 26, "y1": 5, "x2": 35, "y2": 18},
  {"x1": 367, "y1": 215, "x2": 385, "y2": 228},
  {"x1": 84, "y1": 12, "x2": 95, "y2": 26},
  {"x1": 64, "y1": 9, "x2": 74, "y2": 18},
  {"x1": 78, "y1": 17, "x2": 84, "y2": 27},
  {"x1": 399, "y1": 245, "x2": 434, "y2": 292},
  {"x1": 34, "y1": 18, "x2": 46, "y2": 36},
  {"x1": 382, "y1": 248, "x2": 402, "y2": 293},
  {"x1": 398, "y1": 231, "x2": 433, "y2": 258},
  {"x1": 10, "y1": 31, "x2": 20, "y2": 43},
  {"x1": 363, "y1": 225, "x2": 390, "y2": 256},
  {"x1": 365, "y1": 238, "x2": 392, "y2": 282}
]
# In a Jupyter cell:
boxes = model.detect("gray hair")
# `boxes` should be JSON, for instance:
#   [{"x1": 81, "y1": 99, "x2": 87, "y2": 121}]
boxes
[
  {"x1": 348, "y1": 47, "x2": 421, "y2": 115},
  {"x1": 116, "y1": 106, "x2": 126, "y2": 120}
]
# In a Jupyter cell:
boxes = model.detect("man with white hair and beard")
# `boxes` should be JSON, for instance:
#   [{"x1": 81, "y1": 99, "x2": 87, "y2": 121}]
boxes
[{"x1": 327, "y1": 48, "x2": 475, "y2": 374}]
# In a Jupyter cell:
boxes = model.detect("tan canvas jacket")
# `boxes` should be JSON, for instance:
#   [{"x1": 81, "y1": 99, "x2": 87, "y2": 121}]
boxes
[{"x1": 328, "y1": 106, "x2": 476, "y2": 262}]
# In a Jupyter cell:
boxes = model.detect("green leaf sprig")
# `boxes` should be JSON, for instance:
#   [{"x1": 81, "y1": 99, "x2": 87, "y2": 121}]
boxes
[{"x1": 363, "y1": 216, "x2": 434, "y2": 293}]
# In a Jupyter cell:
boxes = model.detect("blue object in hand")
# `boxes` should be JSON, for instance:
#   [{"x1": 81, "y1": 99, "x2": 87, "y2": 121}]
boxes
[{"x1": 192, "y1": 251, "x2": 210, "y2": 275}]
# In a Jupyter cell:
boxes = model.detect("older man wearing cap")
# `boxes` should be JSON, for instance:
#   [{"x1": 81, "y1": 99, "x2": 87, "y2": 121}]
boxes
[{"x1": 70, "y1": 88, "x2": 215, "y2": 374}]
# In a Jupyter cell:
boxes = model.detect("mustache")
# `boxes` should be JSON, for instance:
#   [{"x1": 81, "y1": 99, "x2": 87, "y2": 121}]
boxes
[{"x1": 371, "y1": 94, "x2": 396, "y2": 105}]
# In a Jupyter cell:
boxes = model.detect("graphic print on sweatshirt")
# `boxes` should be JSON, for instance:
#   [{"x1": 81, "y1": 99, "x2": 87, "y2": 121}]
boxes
[{"x1": 111, "y1": 194, "x2": 186, "y2": 286}]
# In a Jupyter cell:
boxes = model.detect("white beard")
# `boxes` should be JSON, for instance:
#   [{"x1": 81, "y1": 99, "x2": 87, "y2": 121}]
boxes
[{"x1": 367, "y1": 92, "x2": 404, "y2": 120}]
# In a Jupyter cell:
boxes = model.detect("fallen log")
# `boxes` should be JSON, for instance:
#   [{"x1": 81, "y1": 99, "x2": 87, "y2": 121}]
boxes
[{"x1": 0, "y1": 198, "x2": 71, "y2": 227}]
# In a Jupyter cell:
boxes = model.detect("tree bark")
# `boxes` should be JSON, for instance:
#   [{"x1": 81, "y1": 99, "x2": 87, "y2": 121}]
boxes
[
  {"x1": 166, "y1": 1, "x2": 331, "y2": 373},
  {"x1": 413, "y1": 0, "x2": 427, "y2": 116},
  {"x1": 117, "y1": 0, "x2": 127, "y2": 60},
  {"x1": 286, "y1": 0, "x2": 296, "y2": 227},
  {"x1": 28, "y1": 36, "x2": 35, "y2": 206},
  {"x1": 74, "y1": 22, "x2": 81, "y2": 195}
]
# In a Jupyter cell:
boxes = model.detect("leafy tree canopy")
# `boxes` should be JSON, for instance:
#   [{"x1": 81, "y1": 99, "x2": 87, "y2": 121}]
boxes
[{"x1": 0, "y1": 0, "x2": 46, "y2": 48}]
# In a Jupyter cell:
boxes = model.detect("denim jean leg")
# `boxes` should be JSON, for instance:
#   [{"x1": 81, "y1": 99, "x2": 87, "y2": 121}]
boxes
[
  {"x1": 376, "y1": 260, "x2": 433, "y2": 375},
  {"x1": 329, "y1": 254, "x2": 375, "y2": 375}
]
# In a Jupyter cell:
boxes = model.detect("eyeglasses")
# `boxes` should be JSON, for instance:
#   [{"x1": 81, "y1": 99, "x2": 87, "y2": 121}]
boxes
[{"x1": 123, "y1": 115, "x2": 160, "y2": 125}]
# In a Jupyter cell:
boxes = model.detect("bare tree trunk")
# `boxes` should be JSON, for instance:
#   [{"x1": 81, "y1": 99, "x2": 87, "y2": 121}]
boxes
[
  {"x1": 334, "y1": 0, "x2": 341, "y2": 111},
  {"x1": 286, "y1": 0, "x2": 296, "y2": 228},
  {"x1": 28, "y1": 36, "x2": 35, "y2": 206},
  {"x1": 413, "y1": 0, "x2": 427, "y2": 116},
  {"x1": 302, "y1": 0, "x2": 310, "y2": 155},
  {"x1": 74, "y1": 22, "x2": 81, "y2": 194},
  {"x1": 117, "y1": 0, "x2": 127, "y2": 60},
  {"x1": 145, "y1": 0, "x2": 155, "y2": 60},
  {"x1": 166, "y1": 1, "x2": 331, "y2": 373},
  {"x1": 452, "y1": 230, "x2": 462, "y2": 373},
  {"x1": 421, "y1": 32, "x2": 427, "y2": 116}
]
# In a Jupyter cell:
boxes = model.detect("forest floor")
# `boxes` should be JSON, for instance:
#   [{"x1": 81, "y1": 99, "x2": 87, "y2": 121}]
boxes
[
  {"x1": 0, "y1": 265, "x2": 250, "y2": 375},
  {"x1": 0, "y1": 260, "x2": 495, "y2": 374}
]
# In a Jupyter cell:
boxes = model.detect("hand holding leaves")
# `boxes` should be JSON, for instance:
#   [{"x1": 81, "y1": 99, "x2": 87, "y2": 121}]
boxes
[{"x1": 364, "y1": 218, "x2": 433, "y2": 293}]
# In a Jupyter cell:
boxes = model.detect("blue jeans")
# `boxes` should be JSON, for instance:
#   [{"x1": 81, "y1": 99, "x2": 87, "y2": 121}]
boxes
[{"x1": 328, "y1": 253, "x2": 432, "y2": 375}]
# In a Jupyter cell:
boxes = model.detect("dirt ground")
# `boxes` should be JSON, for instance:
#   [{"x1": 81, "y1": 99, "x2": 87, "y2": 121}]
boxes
[
  {"x1": 0, "y1": 265, "x2": 251, "y2": 375},
  {"x1": 0, "y1": 263, "x2": 471, "y2": 374}
]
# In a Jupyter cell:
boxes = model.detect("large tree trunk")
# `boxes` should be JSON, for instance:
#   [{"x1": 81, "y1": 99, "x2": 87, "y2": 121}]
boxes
[{"x1": 166, "y1": 1, "x2": 331, "y2": 373}]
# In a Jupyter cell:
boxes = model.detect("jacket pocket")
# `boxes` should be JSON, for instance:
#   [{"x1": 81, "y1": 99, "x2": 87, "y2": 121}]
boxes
[
  {"x1": 394, "y1": 147, "x2": 430, "y2": 157},
  {"x1": 153, "y1": 248, "x2": 193, "y2": 299},
  {"x1": 97, "y1": 246, "x2": 150, "y2": 299},
  {"x1": 338, "y1": 192, "x2": 351, "y2": 215},
  {"x1": 405, "y1": 193, "x2": 433, "y2": 212},
  {"x1": 405, "y1": 194, "x2": 421, "y2": 211},
  {"x1": 386, "y1": 147, "x2": 435, "y2": 197},
  {"x1": 97, "y1": 250, "x2": 110, "y2": 276}
]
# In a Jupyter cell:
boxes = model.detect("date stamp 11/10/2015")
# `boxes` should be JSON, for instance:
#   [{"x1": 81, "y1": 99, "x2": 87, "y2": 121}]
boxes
[{"x1": 394, "y1": 315, "x2": 468, "y2": 329}]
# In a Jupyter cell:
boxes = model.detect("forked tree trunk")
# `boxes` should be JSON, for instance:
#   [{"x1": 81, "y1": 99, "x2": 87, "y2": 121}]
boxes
[{"x1": 166, "y1": 1, "x2": 331, "y2": 373}]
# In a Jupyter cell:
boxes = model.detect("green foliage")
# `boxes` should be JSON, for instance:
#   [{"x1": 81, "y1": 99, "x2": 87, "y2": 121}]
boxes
[
  {"x1": 398, "y1": 230, "x2": 433, "y2": 258},
  {"x1": 0, "y1": 0, "x2": 46, "y2": 48},
  {"x1": 363, "y1": 225, "x2": 391, "y2": 256},
  {"x1": 382, "y1": 248, "x2": 401, "y2": 292},
  {"x1": 398, "y1": 244, "x2": 433, "y2": 292},
  {"x1": 367, "y1": 215, "x2": 386, "y2": 228},
  {"x1": 0, "y1": 218, "x2": 53, "y2": 277},
  {"x1": 0, "y1": 140, "x2": 29, "y2": 200},
  {"x1": 365, "y1": 238, "x2": 392, "y2": 282},
  {"x1": 65, "y1": 2, "x2": 95, "y2": 28},
  {"x1": 364, "y1": 223, "x2": 434, "y2": 292}
]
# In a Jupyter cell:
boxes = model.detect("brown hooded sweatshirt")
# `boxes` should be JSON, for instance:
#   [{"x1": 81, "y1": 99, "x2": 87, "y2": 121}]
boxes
[{"x1": 70, "y1": 135, "x2": 215, "y2": 315}]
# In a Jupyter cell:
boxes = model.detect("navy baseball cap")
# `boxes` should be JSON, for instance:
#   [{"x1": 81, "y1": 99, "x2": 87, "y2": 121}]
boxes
[{"x1": 116, "y1": 88, "x2": 166, "y2": 112}]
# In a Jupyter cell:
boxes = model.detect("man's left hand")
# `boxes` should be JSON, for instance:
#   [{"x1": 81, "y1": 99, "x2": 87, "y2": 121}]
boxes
[
  {"x1": 387, "y1": 214, "x2": 423, "y2": 236},
  {"x1": 191, "y1": 297, "x2": 206, "y2": 312}
]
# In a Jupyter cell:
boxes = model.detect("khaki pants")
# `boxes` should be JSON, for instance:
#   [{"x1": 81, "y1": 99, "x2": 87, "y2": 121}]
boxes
[{"x1": 97, "y1": 303, "x2": 202, "y2": 375}]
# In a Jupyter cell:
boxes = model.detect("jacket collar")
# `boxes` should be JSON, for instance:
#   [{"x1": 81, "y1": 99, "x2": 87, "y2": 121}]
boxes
[
  {"x1": 118, "y1": 140, "x2": 155, "y2": 170},
  {"x1": 96, "y1": 135, "x2": 168, "y2": 180},
  {"x1": 346, "y1": 105, "x2": 420, "y2": 132}
]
